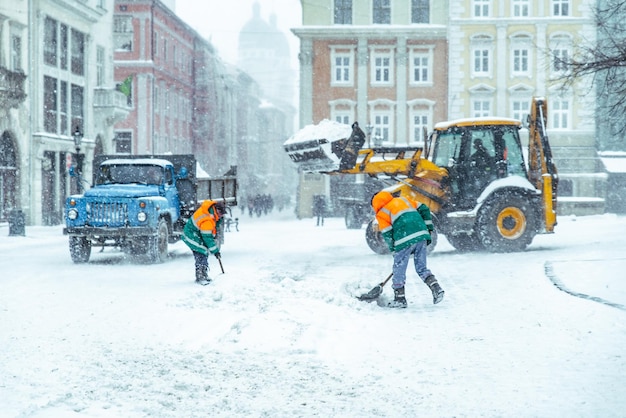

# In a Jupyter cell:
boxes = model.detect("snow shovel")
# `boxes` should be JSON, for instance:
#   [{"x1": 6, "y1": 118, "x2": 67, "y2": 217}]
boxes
[
  {"x1": 216, "y1": 253, "x2": 225, "y2": 274},
  {"x1": 357, "y1": 273, "x2": 393, "y2": 302}
]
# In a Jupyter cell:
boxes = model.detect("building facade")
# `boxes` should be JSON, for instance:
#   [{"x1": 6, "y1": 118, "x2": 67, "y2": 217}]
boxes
[
  {"x1": 448, "y1": 0, "x2": 603, "y2": 214},
  {"x1": 293, "y1": 0, "x2": 604, "y2": 217},
  {"x1": 1, "y1": 0, "x2": 128, "y2": 226}
]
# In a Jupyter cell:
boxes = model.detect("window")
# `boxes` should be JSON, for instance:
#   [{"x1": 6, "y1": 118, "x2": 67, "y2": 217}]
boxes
[
  {"x1": 153, "y1": 33, "x2": 159, "y2": 56},
  {"x1": 512, "y1": 0, "x2": 529, "y2": 16},
  {"x1": 550, "y1": 34, "x2": 572, "y2": 74},
  {"x1": 114, "y1": 132, "x2": 132, "y2": 154},
  {"x1": 44, "y1": 76, "x2": 58, "y2": 133},
  {"x1": 114, "y1": 16, "x2": 133, "y2": 51},
  {"x1": 371, "y1": 50, "x2": 393, "y2": 85},
  {"x1": 60, "y1": 81, "x2": 68, "y2": 135},
  {"x1": 44, "y1": 17, "x2": 57, "y2": 66},
  {"x1": 60, "y1": 24, "x2": 68, "y2": 70},
  {"x1": 473, "y1": 0, "x2": 490, "y2": 17},
  {"x1": 331, "y1": 49, "x2": 353, "y2": 85},
  {"x1": 43, "y1": 76, "x2": 84, "y2": 135},
  {"x1": 334, "y1": 0, "x2": 352, "y2": 24},
  {"x1": 512, "y1": 48, "x2": 529, "y2": 74},
  {"x1": 411, "y1": 0, "x2": 429, "y2": 23},
  {"x1": 511, "y1": 34, "x2": 532, "y2": 76},
  {"x1": 71, "y1": 84, "x2": 84, "y2": 132},
  {"x1": 373, "y1": 0, "x2": 391, "y2": 24},
  {"x1": 553, "y1": 0, "x2": 569, "y2": 16},
  {"x1": 552, "y1": 99, "x2": 569, "y2": 129},
  {"x1": 410, "y1": 51, "x2": 430, "y2": 84},
  {"x1": 11, "y1": 35, "x2": 22, "y2": 71},
  {"x1": 471, "y1": 35, "x2": 492, "y2": 77},
  {"x1": 335, "y1": 114, "x2": 351, "y2": 125},
  {"x1": 511, "y1": 99, "x2": 530, "y2": 122},
  {"x1": 96, "y1": 46, "x2": 105, "y2": 86},
  {"x1": 473, "y1": 48, "x2": 490, "y2": 76},
  {"x1": 372, "y1": 113, "x2": 391, "y2": 144},
  {"x1": 552, "y1": 48, "x2": 569, "y2": 72},
  {"x1": 70, "y1": 29, "x2": 85, "y2": 75},
  {"x1": 411, "y1": 112, "x2": 430, "y2": 143},
  {"x1": 472, "y1": 99, "x2": 491, "y2": 117},
  {"x1": 501, "y1": 127, "x2": 526, "y2": 177}
]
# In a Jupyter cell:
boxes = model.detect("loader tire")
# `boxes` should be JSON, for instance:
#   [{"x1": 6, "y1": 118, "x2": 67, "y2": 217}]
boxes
[
  {"x1": 365, "y1": 219, "x2": 390, "y2": 254},
  {"x1": 445, "y1": 232, "x2": 484, "y2": 252},
  {"x1": 345, "y1": 207, "x2": 362, "y2": 229},
  {"x1": 366, "y1": 219, "x2": 438, "y2": 255},
  {"x1": 476, "y1": 192, "x2": 538, "y2": 252}
]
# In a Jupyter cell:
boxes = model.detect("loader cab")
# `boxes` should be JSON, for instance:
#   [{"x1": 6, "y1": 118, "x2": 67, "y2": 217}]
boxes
[{"x1": 431, "y1": 118, "x2": 526, "y2": 210}]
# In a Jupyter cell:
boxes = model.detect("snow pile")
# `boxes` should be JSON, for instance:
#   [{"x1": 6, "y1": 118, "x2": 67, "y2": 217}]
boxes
[
  {"x1": 283, "y1": 119, "x2": 352, "y2": 145},
  {"x1": 1, "y1": 212, "x2": 626, "y2": 417}
]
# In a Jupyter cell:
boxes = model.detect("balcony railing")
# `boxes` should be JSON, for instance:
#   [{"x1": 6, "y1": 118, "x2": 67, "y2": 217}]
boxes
[
  {"x1": 0, "y1": 66, "x2": 27, "y2": 109},
  {"x1": 93, "y1": 87, "x2": 131, "y2": 125}
]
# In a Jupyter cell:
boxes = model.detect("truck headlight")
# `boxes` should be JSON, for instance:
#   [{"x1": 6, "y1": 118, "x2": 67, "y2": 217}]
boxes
[
  {"x1": 137, "y1": 212, "x2": 147, "y2": 222},
  {"x1": 68, "y1": 209, "x2": 78, "y2": 220}
]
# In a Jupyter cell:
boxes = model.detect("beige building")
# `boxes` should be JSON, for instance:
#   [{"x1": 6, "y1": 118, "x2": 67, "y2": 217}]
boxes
[{"x1": 448, "y1": 0, "x2": 603, "y2": 214}]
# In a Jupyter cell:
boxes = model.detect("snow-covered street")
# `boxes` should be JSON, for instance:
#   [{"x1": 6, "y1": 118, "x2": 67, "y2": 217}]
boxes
[{"x1": 1, "y1": 211, "x2": 625, "y2": 417}]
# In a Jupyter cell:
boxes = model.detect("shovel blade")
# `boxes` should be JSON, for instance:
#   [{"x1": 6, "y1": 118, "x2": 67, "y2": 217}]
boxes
[{"x1": 357, "y1": 284, "x2": 383, "y2": 302}]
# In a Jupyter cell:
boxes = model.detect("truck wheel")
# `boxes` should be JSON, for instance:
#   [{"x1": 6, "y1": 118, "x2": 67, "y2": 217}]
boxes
[
  {"x1": 345, "y1": 207, "x2": 362, "y2": 229},
  {"x1": 476, "y1": 192, "x2": 537, "y2": 252},
  {"x1": 69, "y1": 236, "x2": 91, "y2": 263},
  {"x1": 147, "y1": 219, "x2": 169, "y2": 263},
  {"x1": 365, "y1": 219, "x2": 390, "y2": 254}
]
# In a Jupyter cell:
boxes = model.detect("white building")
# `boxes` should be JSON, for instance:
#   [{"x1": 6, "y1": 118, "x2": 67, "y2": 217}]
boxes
[{"x1": 0, "y1": 0, "x2": 128, "y2": 225}]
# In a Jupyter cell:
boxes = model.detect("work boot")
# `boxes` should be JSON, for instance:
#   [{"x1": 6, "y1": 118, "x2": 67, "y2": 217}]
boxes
[
  {"x1": 425, "y1": 275, "x2": 444, "y2": 304},
  {"x1": 387, "y1": 286, "x2": 407, "y2": 308},
  {"x1": 195, "y1": 267, "x2": 211, "y2": 285}
]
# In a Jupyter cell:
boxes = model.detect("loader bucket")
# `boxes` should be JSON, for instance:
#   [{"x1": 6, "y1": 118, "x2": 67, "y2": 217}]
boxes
[{"x1": 284, "y1": 120, "x2": 365, "y2": 173}]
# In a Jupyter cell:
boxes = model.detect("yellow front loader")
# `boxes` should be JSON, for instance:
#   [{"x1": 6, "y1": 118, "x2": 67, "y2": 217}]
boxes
[{"x1": 285, "y1": 98, "x2": 558, "y2": 253}]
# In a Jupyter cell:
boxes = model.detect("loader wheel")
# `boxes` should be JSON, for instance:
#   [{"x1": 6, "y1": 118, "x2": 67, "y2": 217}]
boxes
[
  {"x1": 445, "y1": 232, "x2": 484, "y2": 252},
  {"x1": 345, "y1": 207, "x2": 362, "y2": 229},
  {"x1": 365, "y1": 219, "x2": 390, "y2": 254},
  {"x1": 476, "y1": 193, "x2": 537, "y2": 252},
  {"x1": 365, "y1": 219, "x2": 437, "y2": 255},
  {"x1": 69, "y1": 236, "x2": 91, "y2": 263}
]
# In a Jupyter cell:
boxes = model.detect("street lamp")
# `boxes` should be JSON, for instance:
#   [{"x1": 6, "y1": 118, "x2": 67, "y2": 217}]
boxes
[{"x1": 72, "y1": 126, "x2": 84, "y2": 192}]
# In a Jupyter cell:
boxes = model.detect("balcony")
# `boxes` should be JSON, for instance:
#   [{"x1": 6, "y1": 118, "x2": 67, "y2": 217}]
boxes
[
  {"x1": 93, "y1": 87, "x2": 131, "y2": 125},
  {"x1": 0, "y1": 66, "x2": 27, "y2": 109}
]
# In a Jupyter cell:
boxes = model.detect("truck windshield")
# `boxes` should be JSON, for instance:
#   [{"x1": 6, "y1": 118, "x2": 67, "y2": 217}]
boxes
[{"x1": 97, "y1": 164, "x2": 164, "y2": 185}]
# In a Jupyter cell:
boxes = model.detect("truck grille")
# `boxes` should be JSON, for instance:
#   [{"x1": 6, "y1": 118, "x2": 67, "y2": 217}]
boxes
[{"x1": 87, "y1": 202, "x2": 129, "y2": 226}]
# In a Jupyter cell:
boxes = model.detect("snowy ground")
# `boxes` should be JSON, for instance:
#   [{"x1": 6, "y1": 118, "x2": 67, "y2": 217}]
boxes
[{"x1": 1, "y1": 211, "x2": 625, "y2": 417}]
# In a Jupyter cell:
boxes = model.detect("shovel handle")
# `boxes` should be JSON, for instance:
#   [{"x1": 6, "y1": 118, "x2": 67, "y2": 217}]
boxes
[
  {"x1": 380, "y1": 272, "x2": 393, "y2": 286},
  {"x1": 217, "y1": 254, "x2": 225, "y2": 274}
]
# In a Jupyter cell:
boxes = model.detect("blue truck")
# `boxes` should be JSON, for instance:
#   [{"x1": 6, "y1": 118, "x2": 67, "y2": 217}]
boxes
[{"x1": 63, "y1": 154, "x2": 237, "y2": 263}]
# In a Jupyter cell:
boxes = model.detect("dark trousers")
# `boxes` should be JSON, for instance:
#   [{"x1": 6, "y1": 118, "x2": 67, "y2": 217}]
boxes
[{"x1": 193, "y1": 251, "x2": 208, "y2": 271}]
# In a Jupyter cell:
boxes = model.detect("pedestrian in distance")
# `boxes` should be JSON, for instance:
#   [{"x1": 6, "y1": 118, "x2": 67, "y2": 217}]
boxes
[
  {"x1": 312, "y1": 195, "x2": 327, "y2": 226},
  {"x1": 371, "y1": 190, "x2": 445, "y2": 308},
  {"x1": 181, "y1": 199, "x2": 224, "y2": 285}
]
